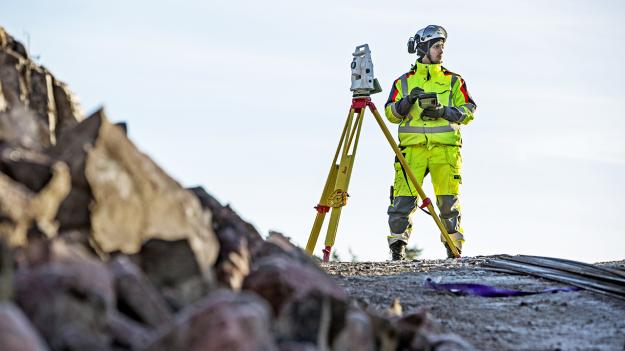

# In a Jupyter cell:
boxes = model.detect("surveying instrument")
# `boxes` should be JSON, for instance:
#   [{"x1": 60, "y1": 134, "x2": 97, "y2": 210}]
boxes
[{"x1": 304, "y1": 44, "x2": 460, "y2": 261}]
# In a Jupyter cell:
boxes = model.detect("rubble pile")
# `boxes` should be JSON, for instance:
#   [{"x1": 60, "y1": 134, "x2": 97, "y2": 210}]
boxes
[{"x1": 0, "y1": 27, "x2": 472, "y2": 351}]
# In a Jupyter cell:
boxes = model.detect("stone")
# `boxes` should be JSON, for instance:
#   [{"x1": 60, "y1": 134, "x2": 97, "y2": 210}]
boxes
[
  {"x1": 213, "y1": 226, "x2": 251, "y2": 290},
  {"x1": 0, "y1": 106, "x2": 48, "y2": 150},
  {"x1": 50, "y1": 109, "x2": 219, "y2": 280},
  {"x1": 133, "y1": 239, "x2": 212, "y2": 311},
  {"x1": 0, "y1": 239, "x2": 11, "y2": 300},
  {"x1": 275, "y1": 290, "x2": 348, "y2": 349},
  {"x1": 278, "y1": 342, "x2": 318, "y2": 351},
  {"x1": 0, "y1": 158, "x2": 70, "y2": 246},
  {"x1": 189, "y1": 186, "x2": 261, "y2": 290},
  {"x1": 14, "y1": 240, "x2": 114, "y2": 351},
  {"x1": 0, "y1": 26, "x2": 82, "y2": 148},
  {"x1": 51, "y1": 79, "x2": 82, "y2": 141},
  {"x1": 144, "y1": 289, "x2": 277, "y2": 351},
  {"x1": 108, "y1": 255, "x2": 173, "y2": 328},
  {"x1": 257, "y1": 231, "x2": 320, "y2": 266},
  {"x1": 188, "y1": 187, "x2": 263, "y2": 251},
  {"x1": 331, "y1": 308, "x2": 375, "y2": 351},
  {"x1": 243, "y1": 255, "x2": 347, "y2": 316},
  {"x1": 0, "y1": 144, "x2": 54, "y2": 192},
  {"x1": 108, "y1": 310, "x2": 153, "y2": 350},
  {"x1": 0, "y1": 302, "x2": 49, "y2": 351}
]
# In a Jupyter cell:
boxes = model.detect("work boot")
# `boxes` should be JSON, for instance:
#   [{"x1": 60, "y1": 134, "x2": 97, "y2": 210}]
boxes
[{"x1": 389, "y1": 241, "x2": 406, "y2": 261}]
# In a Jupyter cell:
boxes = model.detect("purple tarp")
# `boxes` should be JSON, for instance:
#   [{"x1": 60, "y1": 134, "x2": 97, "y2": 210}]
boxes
[{"x1": 425, "y1": 278, "x2": 581, "y2": 297}]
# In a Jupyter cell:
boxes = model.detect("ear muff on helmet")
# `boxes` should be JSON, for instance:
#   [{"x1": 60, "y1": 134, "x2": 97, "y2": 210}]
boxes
[
  {"x1": 407, "y1": 25, "x2": 447, "y2": 56},
  {"x1": 407, "y1": 36, "x2": 417, "y2": 54}
]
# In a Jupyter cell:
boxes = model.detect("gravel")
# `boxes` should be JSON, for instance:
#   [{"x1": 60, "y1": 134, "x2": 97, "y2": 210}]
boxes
[{"x1": 322, "y1": 257, "x2": 625, "y2": 351}]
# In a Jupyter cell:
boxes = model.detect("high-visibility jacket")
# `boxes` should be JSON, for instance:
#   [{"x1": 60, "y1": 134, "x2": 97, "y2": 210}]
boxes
[{"x1": 384, "y1": 61, "x2": 476, "y2": 147}]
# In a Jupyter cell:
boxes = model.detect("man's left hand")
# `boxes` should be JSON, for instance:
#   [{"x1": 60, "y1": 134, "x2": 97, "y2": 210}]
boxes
[{"x1": 421, "y1": 104, "x2": 447, "y2": 120}]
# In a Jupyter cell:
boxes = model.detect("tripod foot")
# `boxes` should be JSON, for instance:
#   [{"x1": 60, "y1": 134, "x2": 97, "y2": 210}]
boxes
[{"x1": 322, "y1": 245, "x2": 332, "y2": 262}]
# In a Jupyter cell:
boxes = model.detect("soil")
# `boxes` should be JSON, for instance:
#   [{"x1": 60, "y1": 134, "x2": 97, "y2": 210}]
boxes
[{"x1": 322, "y1": 257, "x2": 625, "y2": 351}]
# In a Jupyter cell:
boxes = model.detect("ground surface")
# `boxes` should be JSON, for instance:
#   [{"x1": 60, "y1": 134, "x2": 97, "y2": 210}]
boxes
[{"x1": 322, "y1": 257, "x2": 625, "y2": 351}]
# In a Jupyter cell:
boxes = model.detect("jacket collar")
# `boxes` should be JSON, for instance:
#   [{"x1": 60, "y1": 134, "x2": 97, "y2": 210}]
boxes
[{"x1": 412, "y1": 61, "x2": 443, "y2": 80}]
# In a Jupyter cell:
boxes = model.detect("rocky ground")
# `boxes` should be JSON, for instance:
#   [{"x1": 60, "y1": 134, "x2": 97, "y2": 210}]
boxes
[{"x1": 323, "y1": 257, "x2": 625, "y2": 351}]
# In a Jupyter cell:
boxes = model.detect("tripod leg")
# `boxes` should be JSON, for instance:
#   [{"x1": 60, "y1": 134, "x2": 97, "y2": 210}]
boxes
[
  {"x1": 368, "y1": 104, "x2": 461, "y2": 258},
  {"x1": 306, "y1": 164, "x2": 338, "y2": 254},
  {"x1": 322, "y1": 107, "x2": 366, "y2": 260},
  {"x1": 305, "y1": 108, "x2": 357, "y2": 255}
]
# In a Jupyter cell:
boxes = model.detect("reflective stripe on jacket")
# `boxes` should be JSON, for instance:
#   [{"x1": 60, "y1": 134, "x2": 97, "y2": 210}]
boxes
[{"x1": 384, "y1": 61, "x2": 476, "y2": 147}]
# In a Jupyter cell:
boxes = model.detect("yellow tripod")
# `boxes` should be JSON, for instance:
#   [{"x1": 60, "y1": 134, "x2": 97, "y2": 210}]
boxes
[{"x1": 304, "y1": 97, "x2": 460, "y2": 261}]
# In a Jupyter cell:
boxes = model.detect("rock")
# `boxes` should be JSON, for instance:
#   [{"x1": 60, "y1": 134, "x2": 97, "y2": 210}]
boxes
[
  {"x1": 275, "y1": 290, "x2": 348, "y2": 349},
  {"x1": 0, "y1": 26, "x2": 82, "y2": 148},
  {"x1": 133, "y1": 239, "x2": 213, "y2": 311},
  {"x1": 278, "y1": 342, "x2": 318, "y2": 351},
  {"x1": 108, "y1": 310, "x2": 153, "y2": 350},
  {"x1": 0, "y1": 26, "x2": 28, "y2": 60},
  {"x1": 0, "y1": 47, "x2": 27, "y2": 111},
  {"x1": 189, "y1": 187, "x2": 261, "y2": 289},
  {"x1": 213, "y1": 226, "x2": 251, "y2": 290},
  {"x1": 188, "y1": 186, "x2": 263, "y2": 253},
  {"x1": 108, "y1": 255, "x2": 173, "y2": 328},
  {"x1": 0, "y1": 238, "x2": 12, "y2": 300},
  {"x1": 144, "y1": 289, "x2": 277, "y2": 351},
  {"x1": 243, "y1": 255, "x2": 347, "y2": 316},
  {"x1": 50, "y1": 109, "x2": 219, "y2": 281},
  {"x1": 51, "y1": 80, "x2": 82, "y2": 141},
  {"x1": 332, "y1": 308, "x2": 375, "y2": 351},
  {"x1": 0, "y1": 157, "x2": 70, "y2": 246},
  {"x1": 0, "y1": 302, "x2": 49, "y2": 351},
  {"x1": 0, "y1": 107, "x2": 49, "y2": 150},
  {"x1": 393, "y1": 310, "x2": 430, "y2": 350},
  {"x1": 258, "y1": 231, "x2": 320, "y2": 266},
  {"x1": 0, "y1": 144, "x2": 56, "y2": 192},
  {"x1": 14, "y1": 240, "x2": 114, "y2": 351}
]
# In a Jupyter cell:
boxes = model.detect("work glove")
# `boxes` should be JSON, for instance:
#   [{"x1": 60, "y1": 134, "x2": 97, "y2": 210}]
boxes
[
  {"x1": 421, "y1": 103, "x2": 447, "y2": 121},
  {"x1": 407, "y1": 87, "x2": 424, "y2": 104}
]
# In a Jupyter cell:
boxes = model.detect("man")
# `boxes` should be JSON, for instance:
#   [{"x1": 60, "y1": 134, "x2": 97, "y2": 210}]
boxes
[{"x1": 384, "y1": 25, "x2": 476, "y2": 260}]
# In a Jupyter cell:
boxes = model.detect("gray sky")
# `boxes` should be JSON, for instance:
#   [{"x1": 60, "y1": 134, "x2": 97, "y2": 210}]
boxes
[{"x1": 3, "y1": 0, "x2": 624, "y2": 262}]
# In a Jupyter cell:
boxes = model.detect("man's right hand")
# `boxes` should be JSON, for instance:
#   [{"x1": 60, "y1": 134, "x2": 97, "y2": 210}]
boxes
[{"x1": 407, "y1": 87, "x2": 424, "y2": 104}]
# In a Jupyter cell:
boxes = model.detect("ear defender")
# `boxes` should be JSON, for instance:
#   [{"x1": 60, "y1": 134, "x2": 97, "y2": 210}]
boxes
[{"x1": 407, "y1": 36, "x2": 416, "y2": 54}]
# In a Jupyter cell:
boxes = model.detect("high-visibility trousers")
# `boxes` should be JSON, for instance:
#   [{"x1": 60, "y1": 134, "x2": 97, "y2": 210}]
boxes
[{"x1": 387, "y1": 144, "x2": 464, "y2": 247}]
